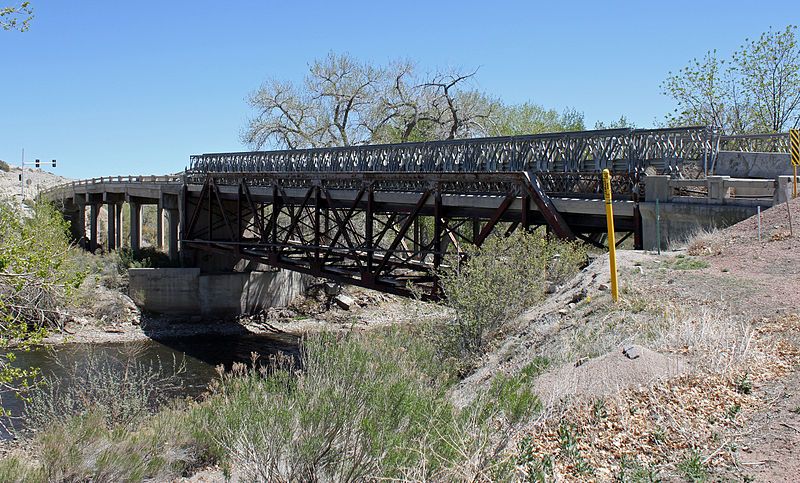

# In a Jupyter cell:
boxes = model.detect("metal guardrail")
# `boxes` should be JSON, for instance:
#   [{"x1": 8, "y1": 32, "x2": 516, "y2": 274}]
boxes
[{"x1": 188, "y1": 127, "x2": 718, "y2": 175}]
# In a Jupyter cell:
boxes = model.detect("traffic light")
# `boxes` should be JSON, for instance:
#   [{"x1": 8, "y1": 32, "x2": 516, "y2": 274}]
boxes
[
  {"x1": 52, "y1": 159, "x2": 56, "y2": 167},
  {"x1": 35, "y1": 159, "x2": 40, "y2": 168}
]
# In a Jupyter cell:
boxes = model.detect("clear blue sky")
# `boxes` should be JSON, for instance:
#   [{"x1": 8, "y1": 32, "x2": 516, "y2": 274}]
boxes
[{"x1": 0, "y1": 0, "x2": 795, "y2": 179}]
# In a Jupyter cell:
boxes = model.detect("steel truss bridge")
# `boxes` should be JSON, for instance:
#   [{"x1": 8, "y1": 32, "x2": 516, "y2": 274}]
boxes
[
  {"x1": 181, "y1": 127, "x2": 718, "y2": 297},
  {"x1": 43, "y1": 126, "x2": 789, "y2": 297}
]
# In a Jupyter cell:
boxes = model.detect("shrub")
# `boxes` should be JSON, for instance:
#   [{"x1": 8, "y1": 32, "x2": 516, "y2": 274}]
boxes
[
  {"x1": 192, "y1": 331, "x2": 520, "y2": 481},
  {"x1": 437, "y1": 231, "x2": 586, "y2": 361},
  {"x1": 38, "y1": 409, "x2": 197, "y2": 482},
  {"x1": 25, "y1": 344, "x2": 186, "y2": 430},
  {"x1": 0, "y1": 160, "x2": 10, "y2": 172},
  {"x1": 0, "y1": 201, "x2": 86, "y2": 416},
  {"x1": 117, "y1": 246, "x2": 179, "y2": 269}
]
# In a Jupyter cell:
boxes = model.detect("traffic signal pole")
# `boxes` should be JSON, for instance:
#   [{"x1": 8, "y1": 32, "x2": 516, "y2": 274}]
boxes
[{"x1": 18, "y1": 148, "x2": 57, "y2": 201}]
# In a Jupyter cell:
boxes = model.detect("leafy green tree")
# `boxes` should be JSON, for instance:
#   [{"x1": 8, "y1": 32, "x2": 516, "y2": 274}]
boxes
[
  {"x1": 1, "y1": 2, "x2": 32, "y2": 31},
  {"x1": 0, "y1": 201, "x2": 85, "y2": 415},
  {"x1": 662, "y1": 25, "x2": 800, "y2": 133},
  {"x1": 594, "y1": 115, "x2": 636, "y2": 130},
  {"x1": 487, "y1": 102, "x2": 585, "y2": 136},
  {"x1": 733, "y1": 26, "x2": 800, "y2": 132}
]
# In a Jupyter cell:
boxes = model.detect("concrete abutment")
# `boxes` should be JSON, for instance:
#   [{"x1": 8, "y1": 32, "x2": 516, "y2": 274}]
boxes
[{"x1": 128, "y1": 267, "x2": 311, "y2": 317}]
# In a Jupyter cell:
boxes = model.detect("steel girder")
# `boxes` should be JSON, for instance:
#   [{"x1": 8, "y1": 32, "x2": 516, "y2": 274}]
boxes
[{"x1": 181, "y1": 172, "x2": 639, "y2": 298}]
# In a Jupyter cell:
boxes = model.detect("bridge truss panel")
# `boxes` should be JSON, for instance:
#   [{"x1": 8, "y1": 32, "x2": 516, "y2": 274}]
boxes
[
  {"x1": 181, "y1": 172, "x2": 641, "y2": 298},
  {"x1": 187, "y1": 127, "x2": 718, "y2": 178}
]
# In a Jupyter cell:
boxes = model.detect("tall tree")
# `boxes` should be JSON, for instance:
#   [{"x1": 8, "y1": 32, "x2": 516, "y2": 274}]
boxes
[
  {"x1": 243, "y1": 53, "x2": 494, "y2": 149},
  {"x1": 733, "y1": 25, "x2": 800, "y2": 132},
  {"x1": 662, "y1": 25, "x2": 800, "y2": 134},
  {"x1": 594, "y1": 115, "x2": 636, "y2": 130},
  {"x1": 1, "y1": 1, "x2": 32, "y2": 31},
  {"x1": 487, "y1": 102, "x2": 584, "y2": 136}
]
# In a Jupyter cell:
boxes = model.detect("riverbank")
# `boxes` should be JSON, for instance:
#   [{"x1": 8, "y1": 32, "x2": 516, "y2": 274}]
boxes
[{"x1": 42, "y1": 283, "x2": 448, "y2": 346}]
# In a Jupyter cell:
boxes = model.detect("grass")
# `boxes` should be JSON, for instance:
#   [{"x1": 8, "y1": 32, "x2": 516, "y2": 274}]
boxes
[
  {"x1": 735, "y1": 372, "x2": 753, "y2": 395},
  {"x1": 617, "y1": 456, "x2": 660, "y2": 482},
  {"x1": 2, "y1": 328, "x2": 544, "y2": 481},
  {"x1": 665, "y1": 254, "x2": 710, "y2": 270},
  {"x1": 676, "y1": 449, "x2": 708, "y2": 482}
]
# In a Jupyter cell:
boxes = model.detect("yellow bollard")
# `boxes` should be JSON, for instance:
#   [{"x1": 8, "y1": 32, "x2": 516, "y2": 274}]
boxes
[{"x1": 602, "y1": 169, "x2": 619, "y2": 302}]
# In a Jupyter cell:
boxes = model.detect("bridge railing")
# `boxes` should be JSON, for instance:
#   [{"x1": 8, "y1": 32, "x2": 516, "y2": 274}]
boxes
[
  {"x1": 40, "y1": 175, "x2": 184, "y2": 200},
  {"x1": 718, "y1": 133, "x2": 789, "y2": 153},
  {"x1": 188, "y1": 126, "x2": 718, "y2": 176}
]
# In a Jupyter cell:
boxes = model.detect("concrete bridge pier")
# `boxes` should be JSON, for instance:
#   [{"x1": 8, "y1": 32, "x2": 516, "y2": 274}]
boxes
[
  {"x1": 115, "y1": 203, "x2": 122, "y2": 249},
  {"x1": 70, "y1": 195, "x2": 87, "y2": 249},
  {"x1": 102, "y1": 193, "x2": 125, "y2": 252},
  {"x1": 106, "y1": 201, "x2": 116, "y2": 250},
  {"x1": 88, "y1": 202, "x2": 99, "y2": 253},
  {"x1": 166, "y1": 208, "x2": 179, "y2": 261},
  {"x1": 128, "y1": 198, "x2": 141, "y2": 252},
  {"x1": 156, "y1": 201, "x2": 164, "y2": 249},
  {"x1": 159, "y1": 193, "x2": 180, "y2": 262}
]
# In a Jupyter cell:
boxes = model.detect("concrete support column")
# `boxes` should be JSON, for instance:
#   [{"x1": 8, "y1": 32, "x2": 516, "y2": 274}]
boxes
[
  {"x1": 115, "y1": 204, "x2": 123, "y2": 248},
  {"x1": 156, "y1": 201, "x2": 164, "y2": 249},
  {"x1": 89, "y1": 204, "x2": 99, "y2": 253},
  {"x1": 644, "y1": 175, "x2": 671, "y2": 202},
  {"x1": 106, "y1": 202, "x2": 117, "y2": 251},
  {"x1": 707, "y1": 176, "x2": 730, "y2": 201},
  {"x1": 167, "y1": 208, "x2": 179, "y2": 262},
  {"x1": 130, "y1": 201, "x2": 141, "y2": 252},
  {"x1": 775, "y1": 176, "x2": 796, "y2": 204},
  {"x1": 76, "y1": 204, "x2": 86, "y2": 249}
]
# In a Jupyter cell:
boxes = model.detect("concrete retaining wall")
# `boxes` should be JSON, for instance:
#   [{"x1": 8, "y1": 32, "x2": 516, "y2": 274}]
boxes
[
  {"x1": 715, "y1": 151, "x2": 793, "y2": 178},
  {"x1": 639, "y1": 201, "x2": 764, "y2": 251},
  {"x1": 128, "y1": 268, "x2": 308, "y2": 316}
]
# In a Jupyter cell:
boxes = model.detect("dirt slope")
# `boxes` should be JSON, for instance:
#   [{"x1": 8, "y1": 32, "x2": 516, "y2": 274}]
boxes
[{"x1": 449, "y1": 197, "x2": 800, "y2": 480}]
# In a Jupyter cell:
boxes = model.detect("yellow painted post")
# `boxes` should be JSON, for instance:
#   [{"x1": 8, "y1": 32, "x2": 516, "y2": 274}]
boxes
[
  {"x1": 791, "y1": 129, "x2": 800, "y2": 198},
  {"x1": 602, "y1": 169, "x2": 619, "y2": 302}
]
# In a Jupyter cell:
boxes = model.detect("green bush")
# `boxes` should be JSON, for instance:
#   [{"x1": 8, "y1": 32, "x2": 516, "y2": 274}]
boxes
[
  {"x1": 191, "y1": 331, "x2": 521, "y2": 481},
  {"x1": 25, "y1": 344, "x2": 186, "y2": 431},
  {"x1": 117, "y1": 246, "x2": 179, "y2": 269},
  {"x1": 0, "y1": 160, "x2": 10, "y2": 172},
  {"x1": 1, "y1": 329, "x2": 540, "y2": 481},
  {"x1": 437, "y1": 231, "x2": 586, "y2": 362},
  {"x1": 0, "y1": 201, "x2": 87, "y2": 416}
]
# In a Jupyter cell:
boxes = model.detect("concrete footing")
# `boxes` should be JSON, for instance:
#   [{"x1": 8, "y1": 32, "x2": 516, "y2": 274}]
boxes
[{"x1": 128, "y1": 268, "x2": 310, "y2": 317}]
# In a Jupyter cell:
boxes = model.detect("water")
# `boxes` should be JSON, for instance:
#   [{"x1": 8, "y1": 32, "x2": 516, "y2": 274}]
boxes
[{"x1": 0, "y1": 333, "x2": 299, "y2": 440}]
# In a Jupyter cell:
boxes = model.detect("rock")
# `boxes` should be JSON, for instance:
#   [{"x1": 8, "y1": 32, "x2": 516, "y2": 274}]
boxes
[
  {"x1": 558, "y1": 308, "x2": 569, "y2": 316},
  {"x1": 333, "y1": 294, "x2": 355, "y2": 310},
  {"x1": 622, "y1": 345, "x2": 641, "y2": 360},
  {"x1": 324, "y1": 283, "x2": 342, "y2": 296},
  {"x1": 545, "y1": 282, "x2": 559, "y2": 294},
  {"x1": 598, "y1": 284, "x2": 608, "y2": 291},
  {"x1": 570, "y1": 289, "x2": 587, "y2": 303}
]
